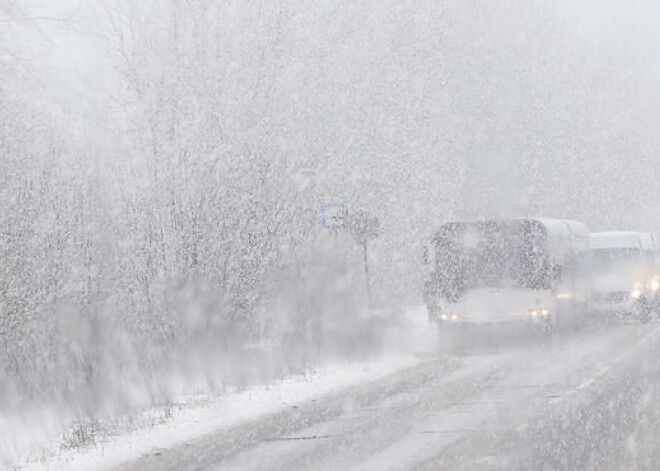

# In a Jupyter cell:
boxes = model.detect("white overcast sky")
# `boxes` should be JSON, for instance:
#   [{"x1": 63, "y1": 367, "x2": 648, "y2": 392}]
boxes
[
  {"x1": 3, "y1": 1, "x2": 105, "y2": 117},
  {"x1": 7, "y1": 0, "x2": 660, "y2": 136}
]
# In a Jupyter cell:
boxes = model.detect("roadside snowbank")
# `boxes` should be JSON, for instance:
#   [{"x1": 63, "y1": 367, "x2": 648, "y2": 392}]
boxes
[{"x1": 20, "y1": 353, "x2": 420, "y2": 471}]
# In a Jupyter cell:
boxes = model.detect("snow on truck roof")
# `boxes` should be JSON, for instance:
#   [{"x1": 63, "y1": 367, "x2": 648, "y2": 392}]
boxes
[
  {"x1": 435, "y1": 218, "x2": 590, "y2": 259},
  {"x1": 531, "y1": 218, "x2": 589, "y2": 239},
  {"x1": 530, "y1": 219, "x2": 589, "y2": 258},
  {"x1": 436, "y1": 218, "x2": 588, "y2": 240}
]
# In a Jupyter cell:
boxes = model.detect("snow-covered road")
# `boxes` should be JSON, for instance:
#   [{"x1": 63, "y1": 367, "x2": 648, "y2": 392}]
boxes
[{"x1": 111, "y1": 323, "x2": 660, "y2": 471}]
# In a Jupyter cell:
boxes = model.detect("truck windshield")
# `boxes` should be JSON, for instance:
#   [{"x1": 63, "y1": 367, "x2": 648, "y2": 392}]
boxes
[{"x1": 434, "y1": 221, "x2": 550, "y2": 299}]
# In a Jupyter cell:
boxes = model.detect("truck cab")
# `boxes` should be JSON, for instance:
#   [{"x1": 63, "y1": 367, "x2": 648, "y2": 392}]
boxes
[{"x1": 423, "y1": 218, "x2": 590, "y2": 335}]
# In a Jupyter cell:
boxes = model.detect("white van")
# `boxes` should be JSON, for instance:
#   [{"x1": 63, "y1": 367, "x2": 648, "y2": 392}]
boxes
[{"x1": 588, "y1": 231, "x2": 660, "y2": 322}]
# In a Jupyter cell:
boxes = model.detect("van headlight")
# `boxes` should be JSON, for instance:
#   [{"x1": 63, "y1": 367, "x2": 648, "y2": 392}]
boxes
[{"x1": 631, "y1": 289, "x2": 642, "y2": 299}]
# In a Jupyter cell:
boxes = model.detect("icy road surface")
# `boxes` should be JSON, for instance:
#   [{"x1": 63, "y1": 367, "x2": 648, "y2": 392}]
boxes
[{"x1": 113, "y1": 323, "x2": 660, "y2": 471}]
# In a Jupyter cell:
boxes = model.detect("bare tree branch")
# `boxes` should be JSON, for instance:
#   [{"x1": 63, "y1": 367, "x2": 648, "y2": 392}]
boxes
[{"x1": 0, "y1": 7, "x2": 80, "y2": 24}]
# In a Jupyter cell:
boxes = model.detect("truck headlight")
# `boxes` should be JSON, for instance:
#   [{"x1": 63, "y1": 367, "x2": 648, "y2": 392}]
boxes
[
  {"x1": 530, "y1": 308, "x2": 550, "y2": 317},
  {"x1": 631, "y1": 289, "x2": 642, "y2": 299}
]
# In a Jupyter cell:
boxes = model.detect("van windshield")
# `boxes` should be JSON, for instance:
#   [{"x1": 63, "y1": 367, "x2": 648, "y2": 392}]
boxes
[{"x1": 590, "y1": 248, "x2": 640, "y2": 275}]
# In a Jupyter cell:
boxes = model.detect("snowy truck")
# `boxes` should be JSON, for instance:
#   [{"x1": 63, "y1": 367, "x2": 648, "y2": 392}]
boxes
[
  {"x1": 587, "y1": 231, "x2": 660, "y2": 322},
  {"x1": 423, "y1": 218, "x2": 590, "y2": 335}
]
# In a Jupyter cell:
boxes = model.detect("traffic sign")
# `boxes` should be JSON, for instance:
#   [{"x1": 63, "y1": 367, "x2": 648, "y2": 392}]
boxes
[{"x1": 322, "y1": 203, "x2": 348, "y2": 229}]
